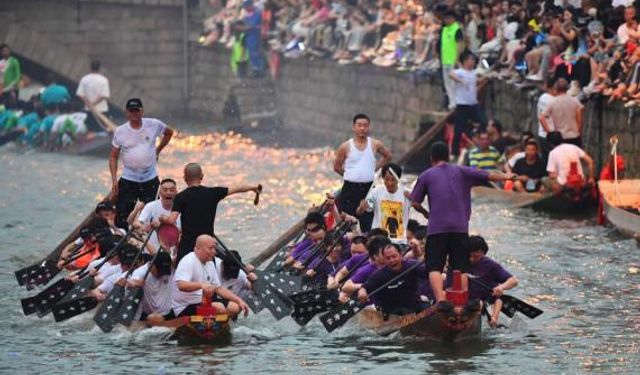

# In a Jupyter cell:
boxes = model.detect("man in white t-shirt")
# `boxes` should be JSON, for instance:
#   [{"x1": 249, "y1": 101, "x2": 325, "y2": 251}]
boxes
[
  {"x1": 546, "y1": 132, "x2": 595, "y2": 193},
  {"x1": 357, "y1": 163, "x2": 428, "y2": 244},
  {"x1": 76, "y1": 60, "x2": 110, "y2": 133},
  {"x1": 617, "y1": 6, "x2": 640, "y2": 45},
  {"x1": 537, "y1": 80, "x2": 556, "y2": 158},
  {"x1": 110, "y1": 97, "x2": 174, "y2": 229},
  {"x1": 127, "y1": 250, "x2": 175, "y2": 322},
  {"x1": 89, "y1": 243, "x2": 140, "y2": 300},
  {"x1": 136, "y1": 178, "x2": 181, "y2": 256},
  {"x1": 449, "y1": 51, "x2": 488, "y2": 159},
  {"x1": 172, "y1": 235, "x2": 249, "y2": 318}
]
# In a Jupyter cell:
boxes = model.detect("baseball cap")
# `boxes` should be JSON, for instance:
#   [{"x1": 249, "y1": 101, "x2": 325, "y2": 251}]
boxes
[
  {"x1": 95, "y1": 201, "x2": 116, "y2": 213},
  {"x1": 118, "y1": 244, "x2": 140, "y2": 266},
  {"x1": 125, "y1": 98, "x2": 143, "y2": 110},
  {"x1": 153, "y1": 251, "x2": 173, "y2": 276}
]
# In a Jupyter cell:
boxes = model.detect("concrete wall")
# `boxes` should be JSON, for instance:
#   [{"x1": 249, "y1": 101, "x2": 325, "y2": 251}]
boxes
[
  {"x1": 274, "y1": 59, "x2": 443, "y2": 153},
  {"x1": 0, "y1": 0, "x2": 187, "y2": 115}
]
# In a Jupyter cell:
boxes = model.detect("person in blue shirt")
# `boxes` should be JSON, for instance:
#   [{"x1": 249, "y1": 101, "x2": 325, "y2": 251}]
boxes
[
  {"x1": 40, "y1": 74, "x2": 70, "y2": 108},
  {"x1": 17, "y1": 100, "x2": 43, "y2": 145},
  {"x1": 241, "y1": 0, "x2": 265, "y2": 76}
]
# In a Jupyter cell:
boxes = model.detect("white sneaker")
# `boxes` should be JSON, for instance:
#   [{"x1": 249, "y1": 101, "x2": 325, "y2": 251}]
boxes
[{"x1": 526, "y1": 73, "x2": 543, "y2": 81}]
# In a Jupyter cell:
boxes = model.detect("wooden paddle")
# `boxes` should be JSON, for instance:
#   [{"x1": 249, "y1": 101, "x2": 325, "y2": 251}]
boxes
[
  {"x1": 468, "y1": 276, "x2": 543, "y2": 319},
  {"x1": 213, "y1": 235, "x2": 294, "y2": 320},
  {"x1": 253, "y1": 184, "x2": 263, "y2": 205},
  {"x1": 93, "y1": 229, "x2": 154, "y2": 332},
  {"x1": 319, "y1": 261, "x2": 424, "y2": 332},
  {"x1": 115, "y1": 224, "x2": 180, "y2": 327}
]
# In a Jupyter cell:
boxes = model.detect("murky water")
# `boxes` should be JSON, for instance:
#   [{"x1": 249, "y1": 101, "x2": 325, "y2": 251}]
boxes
[{"x1": 1, "y1": 133, "x2": 638, "y2": 374}]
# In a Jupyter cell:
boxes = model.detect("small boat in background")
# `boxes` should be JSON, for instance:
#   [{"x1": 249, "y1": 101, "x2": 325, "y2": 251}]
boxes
[{"x1": 599, "y1": 180, "x2": 640, "y2": 240}]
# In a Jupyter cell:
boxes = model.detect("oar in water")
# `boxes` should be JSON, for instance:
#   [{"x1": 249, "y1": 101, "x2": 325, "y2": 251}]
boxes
[
  {"x1": 213, "y1": 235, "x2": 294, "y2": 321},
  {"x1": 263, "y1": 229, "x2": 306, "y2": 273},
  {"x1": 15, "y1": 243, "x2": 83, "y2": 287},
  {"x1": 51, "y1": 234, "x2": 139, "y2": 322},
  {"x1": 20, "y1": 234, "x2": 128, "y2": 317},
  {"x1": 289, "y1": 253, "x2": 371, "y2": 326},
  {"x1": 319, "y1": 261, "x2": 423, "y2": 333},
  {"x1": 23, "y1": 234, "x2": 131, "y2": 318},
  {"x1": 468, "y1": 276, "x2": 543, "y2": 319},
  {"x1": 22, "y1": 244, "x2": 98, "y2": 291},
  {"x1": 93, "y1": 229, "x2": 154, "y2": 333},
  {"x1": 115, "y1": 224, "x2": 180, "y2": 327}
]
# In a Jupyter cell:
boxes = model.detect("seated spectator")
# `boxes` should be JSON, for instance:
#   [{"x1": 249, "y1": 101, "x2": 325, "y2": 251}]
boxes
[
  {"x1": 487, "y1": 119, "x2": 517, "y2": 154},
  {"x1": 512, "y1": 140, "x2": 548, "y2": 192},
  {"x1": 469, "y1": 130, "x2": 502, "y2": 171}
]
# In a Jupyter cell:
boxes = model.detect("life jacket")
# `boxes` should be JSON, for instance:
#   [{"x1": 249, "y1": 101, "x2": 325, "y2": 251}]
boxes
[{"x1": 67, "y1": 242, "x2": 101, "y2": 270}]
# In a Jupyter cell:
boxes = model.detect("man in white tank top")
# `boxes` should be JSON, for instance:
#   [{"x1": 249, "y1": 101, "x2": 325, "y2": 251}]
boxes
[{"x1": 333, "y1": 114, "x2": 392, "y2": 232}]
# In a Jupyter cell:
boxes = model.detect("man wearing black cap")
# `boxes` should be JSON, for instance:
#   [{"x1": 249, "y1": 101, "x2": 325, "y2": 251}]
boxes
[
  {"x1": 109, "y1": 98, "x2": 174, "y2": 229},
  {"x1": 128, "y1": 250, "x2": 175, "y2": 322}
]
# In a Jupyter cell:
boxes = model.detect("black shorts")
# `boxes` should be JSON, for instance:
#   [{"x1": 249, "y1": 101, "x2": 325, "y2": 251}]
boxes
[
  {"x1": 213, "y1": 295, "x2": 230, "y2": 307},
  {"x1": 115, "y1": 177, "x2": 160, "y2": 229},
  {"x1": 176, "y1": 303, "x2": 199, "y2": 317},
  {"x1": 337, "y1": 180, "x2": 373, "y2": 232},
  {"x1": 425, "y1": 233, "x2": 470, "y2": 273}
]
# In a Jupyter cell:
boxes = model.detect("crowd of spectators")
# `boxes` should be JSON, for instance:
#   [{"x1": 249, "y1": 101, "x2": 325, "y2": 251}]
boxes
[{"x1": 200, "y1": 0, "x2": 640, "y2": 107}]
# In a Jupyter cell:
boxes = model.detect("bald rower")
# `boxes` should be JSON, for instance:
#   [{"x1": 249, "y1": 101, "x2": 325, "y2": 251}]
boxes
[
  {"x1": 172, "y1": 235, "x2": 250, "y2": 318},
  {"x1": 164, "y1": 163, "x2": 261, "y2": 262}
]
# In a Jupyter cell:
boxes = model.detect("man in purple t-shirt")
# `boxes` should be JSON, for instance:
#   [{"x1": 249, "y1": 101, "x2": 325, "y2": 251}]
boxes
[
  {"x1": 467, "y1": 235, "x2": 518, "y2": 327},
  {"x1": 338, "y1": 236, "x2": 390, "y2": 303},
  {"x1": 409, "y1": 142, "x2": 515, "y2": 308},
  {"x1": 327, "y1": 235, "x2": 367, "y2": 289}
]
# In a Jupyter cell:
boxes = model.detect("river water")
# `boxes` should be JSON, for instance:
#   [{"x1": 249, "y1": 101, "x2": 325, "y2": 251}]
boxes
[{"x1": 1, "y1": 132, "x2": 638, "y2": 374}]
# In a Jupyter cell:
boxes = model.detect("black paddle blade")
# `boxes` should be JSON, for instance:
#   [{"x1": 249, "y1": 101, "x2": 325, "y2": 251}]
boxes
[
  {"x1": 245, "y1": 288, "x2": 266, "y2": 313},
  {"x1": 258, "y1": 271, "x2": 302, "y2": 296},
  {"x1": 21, "y1": 278, "x2": 74, "y2": 316},
  {"x1": 24, "y1": 261, "x2": 61, "y2": 290},
  {"x1": 251, "y1": 279, "x2": 293, "y2": 320},
  {"x1": 292, "y1": 290, "x2": 339, "y2": 326},
  {"x1": 15, "y1": 262, "x2": 45, "y2": 286},
  {"x1": 501, "y1": 295, "x2": 543, "y2": 319},
  {"x1": 264, "y1": 247, "x2": 289, "y2": 273},
  {"x1": 319, "y1": 299, "x2": 365, "y2": 333},
  {"x1": 93, "y1": 284, "x2": 125, "y2": 332},
  {"x1": 115, "y1": 287, "x2": 143, "y2": 327},
  {"x1": 289, "y1": 288, "x2": 328, "y2": 304},
  {"x1": 52, "y1": 296, "x2": 99, "y2": 322},
  {"x1": 0, "y1": 129, "x2": 24, "y2": 146},
  {"x1": 56, "y1": 276, "x2": 95, "y2": 305}
]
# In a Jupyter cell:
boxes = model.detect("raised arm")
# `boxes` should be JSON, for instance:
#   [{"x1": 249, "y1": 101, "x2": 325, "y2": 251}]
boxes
[
  {"x1": 581, "y1": 152, "x2": 595, "y2": 183},
  {"x1": 227, "y1": 184, "x2": 261, "y2": 196}
]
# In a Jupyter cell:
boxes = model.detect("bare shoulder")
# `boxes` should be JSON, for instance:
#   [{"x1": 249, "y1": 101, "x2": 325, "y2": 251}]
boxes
[{"x1": 336, "y1": 140, "x2": 349, "y2": 153}]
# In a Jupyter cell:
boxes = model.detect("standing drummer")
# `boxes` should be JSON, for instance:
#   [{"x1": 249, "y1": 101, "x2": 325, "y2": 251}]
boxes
[{"x1": 333, "y1": 114, "x2": 392, "y2": 232}]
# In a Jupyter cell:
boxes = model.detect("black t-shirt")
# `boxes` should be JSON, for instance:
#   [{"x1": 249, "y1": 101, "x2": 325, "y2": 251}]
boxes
[
  {"x1": 491, "y1": 136, "x2": 517, "y2": 154},
  {"x1": 173, "y1": 186, "x2": 228, "y2": 250},
  {"x1": 363, "y1": 260, "x2": 424, "y2": 313},
  {"x1": 513, "y1": 157, "x2": 547, "y2": 180}
]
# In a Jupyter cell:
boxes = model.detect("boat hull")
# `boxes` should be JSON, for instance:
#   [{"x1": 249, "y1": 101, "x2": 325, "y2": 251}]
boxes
[
  {"x1": 145, "y1": 315, "x2": 233, "y2": 346},
  {"x1": 599, "y1": 180, "x2": 640, "y2": 239},
  {"x1": 472, "y1": 185, "x2": 596, "y2": 214},
  {"x1": 357, "y1": 305, "x2": 482, "y2": 343}
]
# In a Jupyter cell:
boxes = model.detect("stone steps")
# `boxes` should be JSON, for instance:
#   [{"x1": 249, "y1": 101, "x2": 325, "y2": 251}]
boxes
[{"x1": 226, "y1": 78, "x2": 279, "y2": 124}]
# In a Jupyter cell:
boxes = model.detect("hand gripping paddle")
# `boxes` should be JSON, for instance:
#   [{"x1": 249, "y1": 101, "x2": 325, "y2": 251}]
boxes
[
  {"x1": 115, "y1": 224, "x2": 180, "y2": 327},
  {"x1": 93, "y1": 229, "x2": 154, "y2": 332}
]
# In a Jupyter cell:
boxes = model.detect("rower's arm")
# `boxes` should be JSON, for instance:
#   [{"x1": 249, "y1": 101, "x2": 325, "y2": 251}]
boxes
[
  {"x1": 341, "y1": 279, "x2": 362, "y2": 294},
  {"x1": 177, "y1": 280, "x2": 206, "y2": 293},
  {"x1": 488, "y1": 171, "x2": 516, "y2": 182},
  {"x1": 499, "y1": 276, "x2": 519, "y2": 292},
  {"x1": 212, "y1": 285, "x2": 245, "y2": 305},
  {"x1": 163, "y1": 211, "x2": 180, "y2": 225},
  {"x1": 333, "y1": 266, "x2": 349, "y2": 284},
  {"x1": 581, "y1": 153, "x2": 595, "y2": 181},
  {"x1": 333, "y1": 142, "x2": 348, "y2": 176}
]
